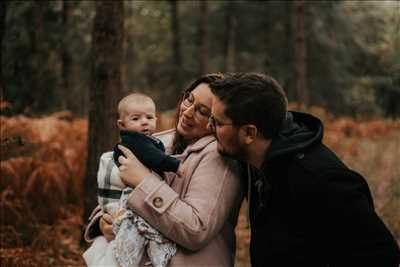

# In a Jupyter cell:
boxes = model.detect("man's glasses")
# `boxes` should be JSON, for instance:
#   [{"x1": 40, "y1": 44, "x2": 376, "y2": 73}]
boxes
[
  {"x1": 208, "y1": 115, "x2": 233, "y2": 133},
  {"x1": 182, "y1": 92, "x2": 211, "y2": 120}
]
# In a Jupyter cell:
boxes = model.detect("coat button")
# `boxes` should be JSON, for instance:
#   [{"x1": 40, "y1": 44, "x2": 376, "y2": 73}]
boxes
[
  {"x1": 296, "y1": 153, "x2": 305, "y2": 159},
  {"x1": 153, "y1": 197, "x2": 163, "y2": 208}
]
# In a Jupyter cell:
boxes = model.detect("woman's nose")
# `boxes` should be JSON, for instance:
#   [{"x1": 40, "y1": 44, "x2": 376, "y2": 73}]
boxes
[
  {"x1": 207, "y1": 121, "x2": 214, "y2": 133},
  {"x1": 182, "y1": 104, "x2": 195, "y2": 118}
]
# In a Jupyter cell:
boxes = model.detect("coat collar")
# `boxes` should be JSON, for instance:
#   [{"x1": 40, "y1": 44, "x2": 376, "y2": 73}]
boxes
[
  {"x1": 154, "y1": 129, "x2": 216, "y2": 158},
  {"x1": 178, "y1": 135, "x2": 216, "y2": 159}
]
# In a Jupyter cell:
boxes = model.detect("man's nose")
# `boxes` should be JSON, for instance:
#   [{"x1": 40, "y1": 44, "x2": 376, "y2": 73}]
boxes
[{"x1": 140, "y1": 118, "x2": 149, "y2": 125}]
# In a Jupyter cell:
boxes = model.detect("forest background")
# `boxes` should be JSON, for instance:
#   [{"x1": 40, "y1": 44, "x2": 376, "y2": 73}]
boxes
[{"x1": 0, "y1": 1, "x2": 399, "y2": 266}]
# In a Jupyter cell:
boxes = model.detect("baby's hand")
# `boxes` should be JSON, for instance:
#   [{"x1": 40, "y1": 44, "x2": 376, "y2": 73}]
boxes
[
  {"x1": 176, "y1": 164, "x2": 185, "y2": 177},
  {"x1": 114, "y1": 208, "x2": 127, "y2": 220},
  {"x1": 100, "y1": 213, "x2": 115, "y2": 242}
]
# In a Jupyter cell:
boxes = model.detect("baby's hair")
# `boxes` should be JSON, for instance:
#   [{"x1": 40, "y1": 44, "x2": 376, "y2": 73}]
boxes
[{"x1": 118, "y1": 92, "x2": 155, "y2": 118}]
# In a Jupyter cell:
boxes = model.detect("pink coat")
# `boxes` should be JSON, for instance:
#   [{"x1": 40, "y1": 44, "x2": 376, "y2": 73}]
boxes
[{"x1": 85, "y1": 130, "x2": 244, "y2": 267}]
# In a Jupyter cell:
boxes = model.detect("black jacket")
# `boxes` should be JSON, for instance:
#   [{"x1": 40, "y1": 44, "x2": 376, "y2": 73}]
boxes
[{"x1": 248, "y1": 111, "x2": 400, "y2": 267}]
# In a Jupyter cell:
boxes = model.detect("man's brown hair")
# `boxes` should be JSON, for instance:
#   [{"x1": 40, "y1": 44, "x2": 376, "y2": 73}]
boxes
[{"x1": 209, "y1": 72, "x2": 288, "y2": 138}]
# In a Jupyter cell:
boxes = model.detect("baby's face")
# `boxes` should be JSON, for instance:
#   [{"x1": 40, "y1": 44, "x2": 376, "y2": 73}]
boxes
[{"x1": 118, "y1": 101, "x2": 157, "y2": 135}]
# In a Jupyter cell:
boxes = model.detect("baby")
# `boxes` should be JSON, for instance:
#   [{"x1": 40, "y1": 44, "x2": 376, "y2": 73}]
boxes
[{"x1": 83, "y1": 93, "x2": 179, "y2": 267}]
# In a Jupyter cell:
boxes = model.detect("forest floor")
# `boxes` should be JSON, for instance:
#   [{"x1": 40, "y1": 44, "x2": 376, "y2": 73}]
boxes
[{"x1": 1, "y1": 110, "x2": 399, "y2": 267}]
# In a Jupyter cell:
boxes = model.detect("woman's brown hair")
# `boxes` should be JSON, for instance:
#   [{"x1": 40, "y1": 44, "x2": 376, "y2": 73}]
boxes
[{"x1": 171, "y1": 73, "x2": 224, "y2": 154}]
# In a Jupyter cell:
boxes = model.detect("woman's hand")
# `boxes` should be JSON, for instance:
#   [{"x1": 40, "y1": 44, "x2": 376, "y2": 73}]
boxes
[
  {"x1": 99, "y1": 213, "x2": 115, "y2": 242},
  {"x1": 117, "y1": 145, "x2": 152, "y2": 188}
]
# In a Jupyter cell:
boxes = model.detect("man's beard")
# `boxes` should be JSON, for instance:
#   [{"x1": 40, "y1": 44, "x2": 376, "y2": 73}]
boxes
[{"x1": 217, "y1": 142, "x2": 248, "y2": 162}]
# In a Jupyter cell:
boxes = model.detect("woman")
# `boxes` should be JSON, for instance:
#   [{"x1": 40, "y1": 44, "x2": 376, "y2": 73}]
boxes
[{"x1": 84, "y1": 74, "x2": 244, "y2": 266}]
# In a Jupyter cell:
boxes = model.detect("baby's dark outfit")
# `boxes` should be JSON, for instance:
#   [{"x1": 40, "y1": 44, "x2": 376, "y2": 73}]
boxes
[
  {"x1": 113, "y1": 130, "x2": 180, "y2": 177},
  {"x1": 107, "y1": 130, "x2": 180, "y2": 267}
]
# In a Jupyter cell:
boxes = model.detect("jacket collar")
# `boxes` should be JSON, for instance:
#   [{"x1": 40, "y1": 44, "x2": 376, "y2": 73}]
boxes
[
  {"x1": 264, "y1": 111, "x2": 323, "y2": 162},
  {"x1": 154, "y1": 128, "x2": 175, "y2": 153},
  {"x1": 154, "y1": 129, "x2": 216, "y2": 157},
  {"x1": 175, "y1": 135, "x2": 216, "y2": 160},
  {"x1": 184, "y1": 135, "x2": 215, "y2": 153}
]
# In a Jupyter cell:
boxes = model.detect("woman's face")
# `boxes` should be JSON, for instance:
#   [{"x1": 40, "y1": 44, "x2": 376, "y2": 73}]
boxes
[{"x1": 177, "y1": 83, "x2": 213, "y2": 142}]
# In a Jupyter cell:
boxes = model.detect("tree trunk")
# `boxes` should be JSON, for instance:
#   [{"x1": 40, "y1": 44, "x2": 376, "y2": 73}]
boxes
[
  {"x1": 224, "y1": 2, "x2": 236, "y2": 72},
  {"x1": 198, "y1": 1, "x2": 208, "y2": 75},
  {"x1": 28, "y1": 0, "x2": 46, "y2": 112},
  {"x1": 121, "y1": 3, "x2": 134, "y2": 97},
  {"x1": 170, "y1": 0, "x2": 182, "y2": 102},
  {"x1": 292, "y1": 0, "x2": 309, "y2": 108},
  {"x1": 84, "y1": 0, "x2": 124, "y2": 224},
  {"x1": 284, "y1": 0, "x2": 294, "y2": 100},
  {"x1": 0, "y1": 2, "x2": 6, "y2": 103},
  {"x1": 61, "y1": 0, "x2": 73, "y2": 111}
]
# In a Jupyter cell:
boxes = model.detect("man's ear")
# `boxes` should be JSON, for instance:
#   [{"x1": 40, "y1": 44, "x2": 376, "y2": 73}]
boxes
[
  {"x1": 117, "y1": 119, "x2": 125, "y2": 129},
  {"x1": 239, "y1": 124, "x2": 258, "y2": 145}
]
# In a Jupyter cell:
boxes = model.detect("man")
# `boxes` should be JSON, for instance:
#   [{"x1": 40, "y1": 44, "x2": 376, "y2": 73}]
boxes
[{"x1": 208, "y1": 72, "x2": 400, "y2": 266}]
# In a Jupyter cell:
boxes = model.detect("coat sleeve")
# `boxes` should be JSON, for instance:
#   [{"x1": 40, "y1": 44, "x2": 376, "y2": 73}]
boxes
[
  {"x1": 83, "y1": 205, "x2": 103, "y2": 242},
  {"x1": 83, "y1": 152, "x2": 111, "y2": 242},
  {"x1": 323, "y1": 169, "x2": 400, "y2": 266},
  {"x1": 126, "y1": 148, "x2": 243, "y2": 251}
]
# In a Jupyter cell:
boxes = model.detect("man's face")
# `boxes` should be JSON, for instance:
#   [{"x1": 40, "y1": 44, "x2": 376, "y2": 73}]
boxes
[{"x1": 210, "y1": 96, "x2": 248, "y2": 160}]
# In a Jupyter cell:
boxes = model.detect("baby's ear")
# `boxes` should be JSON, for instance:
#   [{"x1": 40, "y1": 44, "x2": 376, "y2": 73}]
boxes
[{"x1": 117, "y1": 119, "x2": 125, "y2": 129}]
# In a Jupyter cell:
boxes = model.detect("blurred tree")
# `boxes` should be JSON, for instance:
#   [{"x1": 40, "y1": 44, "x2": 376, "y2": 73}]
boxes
[
  {"x1": 60, "y1": 0, "x2": 73, "y2": 110},
  {"x1": 198, "y1": 0, "x2": 209, "y2": 75},
  {"x1": 292, "y1": 0, "x2": 309, "y2": 108},
  {"x1": 29, "y1": 0, "x2": 46, "y2": 112},
  {"x1": 4, "y1": 2, "x2": 32, "y2": 113},
  {"x1": 84, "y1": 0, "x2": 124, "y2": 222},
  {"x1": 0, "y1": 2, "x2": 6, "y2": 103},
  {"x1": 371, "y1": 1, "x2": 400, "y2": 118},
  {"x1": 284, "y1": 1, "x2": 294, "y2": 99},
  {"x1": 1, "y1": 0, "x2": 398, "y2": 117},
  {"x1": 224, "y1": 1, "x2": 236, "y2": 72},
  {"x1": 120, "y1": 2, "x2": 130, "y2": 96},
  {"x1": 170, "y1": 0, "x2": 182, "y2": 94}
]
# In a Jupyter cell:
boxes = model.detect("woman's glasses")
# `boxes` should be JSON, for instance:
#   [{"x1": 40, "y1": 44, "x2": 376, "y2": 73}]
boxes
[{"x1": 182, "y1": 92, "x2": 211, "y2": 120}]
